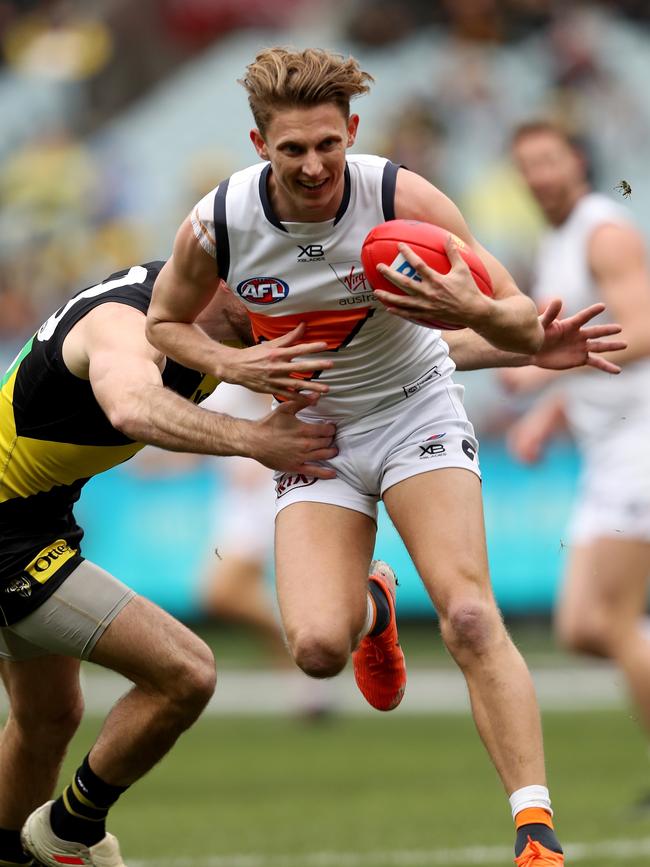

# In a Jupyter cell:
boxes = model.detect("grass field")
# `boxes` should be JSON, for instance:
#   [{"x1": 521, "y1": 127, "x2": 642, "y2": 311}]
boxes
[{"x1": 55, "y1": 708, "x2": 650, "y2": 867}]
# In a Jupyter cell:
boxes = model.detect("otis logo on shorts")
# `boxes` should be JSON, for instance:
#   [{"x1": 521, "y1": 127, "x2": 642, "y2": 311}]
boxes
[
  {"x1": 275, "y1": 473, "x2": 318, "y2": 498},
  {"x1": 25, "y1": 539, "x2": 77, "y2": 585},
  {"x1": 236, "y1": 277, "x2": 289, "y2": 304}
]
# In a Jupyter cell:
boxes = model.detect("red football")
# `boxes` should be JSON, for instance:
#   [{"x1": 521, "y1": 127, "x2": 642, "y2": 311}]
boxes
[{"x1": 361, "y1": 219, "x2": 493, "y2": 330}]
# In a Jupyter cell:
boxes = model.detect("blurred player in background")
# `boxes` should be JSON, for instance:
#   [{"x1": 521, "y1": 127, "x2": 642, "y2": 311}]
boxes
[
  {"x1": 505, "y1": 121, "x2": 650, "y2": 771},
  {"x1": 147, "y1": 47, "x2": 624, "y2": 866},
  {"x1": 200, "y1": 385, "x2": 280, "y2": 655},
  {"x1": 0, "y1": 261, "x2": 337, "y2": 867}
]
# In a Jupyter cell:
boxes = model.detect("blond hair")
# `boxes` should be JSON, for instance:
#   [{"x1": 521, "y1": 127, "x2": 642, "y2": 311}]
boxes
[{"x1": 239, "y1": 47, "x2": 374, "y2": 135}]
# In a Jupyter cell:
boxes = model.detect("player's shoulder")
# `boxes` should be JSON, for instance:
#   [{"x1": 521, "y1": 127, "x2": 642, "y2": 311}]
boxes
[
  {"x1": 576, "y1": 192, "x2": 633, "y2": 227},
  {"x1": 346, "y1": 153, "x2": 392, "y2": 172},
  {"x1": 192, "y1": 163, "x2": 265, "y2": 210},
  {"x1": 226, "y1": 161, "x2": 267, "y2": 189}
]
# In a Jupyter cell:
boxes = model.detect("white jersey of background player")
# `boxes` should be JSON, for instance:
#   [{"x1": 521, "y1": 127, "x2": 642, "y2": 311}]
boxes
[
  {"x1": 532, "y1": 191, "x2": 650, "y2": 541},
  {"x1": 506, "y1": 121, "x2": 650, "y2": 783}
]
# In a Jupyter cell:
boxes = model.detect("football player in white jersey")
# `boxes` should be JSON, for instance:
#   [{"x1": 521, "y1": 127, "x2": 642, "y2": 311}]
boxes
[
  {"x1": 504, "y1": 121, "x2": 650, "y2": 775},
  {"x1": 145, "y1": 48, "x2": 623, "y2": 866}
]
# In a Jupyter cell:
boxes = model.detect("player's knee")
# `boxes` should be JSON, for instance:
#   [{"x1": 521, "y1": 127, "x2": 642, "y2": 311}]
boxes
[
  {"x1": 165, "y1": 640, "x2": 217, "y2": 718},
  {"x1": 11, "y1": 691, "x2": 84, "y2": 748},
  {"x1": 441, "y1": 599, "x2": 500, "y2": 659},
  {"x1": 291, "y1": 633, "x2": 348, "y2": 679},
  {"x1": 556, "y1": 617, "x2": 610, "y2": 658}
]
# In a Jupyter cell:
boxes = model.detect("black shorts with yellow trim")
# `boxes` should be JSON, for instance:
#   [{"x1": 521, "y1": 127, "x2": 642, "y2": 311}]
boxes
[{"x1": 0, "y1": 502, "x2": 84, "y2": 626}]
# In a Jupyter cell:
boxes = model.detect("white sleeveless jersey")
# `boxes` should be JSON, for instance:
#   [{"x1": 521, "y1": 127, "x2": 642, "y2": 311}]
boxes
[
  {"x1": 532, "y1": 192, "x2": 650, "y2": 453},
  {"x1": 191, "y1": 154, "x2": 454, "y2": 432}
]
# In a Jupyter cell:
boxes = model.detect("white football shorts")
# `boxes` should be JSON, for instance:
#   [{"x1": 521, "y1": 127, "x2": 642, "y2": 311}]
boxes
[
  {"x1": 569, "y1": 427, "x2": 650, "y2": 544},
  {"x1": 274, "y1": 380, "x2": 480, "y2": 521}
]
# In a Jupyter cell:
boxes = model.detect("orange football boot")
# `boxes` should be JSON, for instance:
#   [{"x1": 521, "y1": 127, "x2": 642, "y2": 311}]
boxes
[
  {"x1": 353, "y1": 560, "x2": 406, "y2": 711},
  {"x1": 515, "y1": 837, "x2": 565, "y2": 867}
]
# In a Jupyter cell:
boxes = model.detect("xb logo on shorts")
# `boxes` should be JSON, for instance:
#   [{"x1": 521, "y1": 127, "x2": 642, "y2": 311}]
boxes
[
  {"x1": 236, "y1": 277, "x2": 289, "y2": 304},
  {"x1": 419, "y1": 433, "x2": 446, "y2": 458}
]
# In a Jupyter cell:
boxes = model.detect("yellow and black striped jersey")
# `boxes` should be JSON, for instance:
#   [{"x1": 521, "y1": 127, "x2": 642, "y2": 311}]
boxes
[{"x1": 0, "y1": 261, "x2": 219, "y2": 624}]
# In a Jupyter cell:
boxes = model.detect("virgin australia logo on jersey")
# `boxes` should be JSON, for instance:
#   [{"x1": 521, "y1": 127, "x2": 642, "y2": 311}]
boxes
[
  {"x1": 330, "y1": 262, "x2": 370, "y2": 295},
  {"x1": 236, "y1": 277, "x2": 290, "y2": 304}
]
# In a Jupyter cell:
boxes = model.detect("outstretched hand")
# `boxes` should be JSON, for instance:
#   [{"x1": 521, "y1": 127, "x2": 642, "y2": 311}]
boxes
[
  {"x1": 219, "y1": 323, "x2": 333, "y2": 398},
  {"x1": 534, "y1": 299, "x2": 626, "y2": 371},
  {"x1": 500, "y1": 300, "x2": 627, "y2": 395}
]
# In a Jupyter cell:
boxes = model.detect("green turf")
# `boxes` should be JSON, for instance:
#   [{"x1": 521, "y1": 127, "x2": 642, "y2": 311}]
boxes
[
  {"x1": 193, "y1": 616, "x2": 578, "y2": 670},
  {"x1": 51, "y1": 709, "x2": 650, "y2": 865}
]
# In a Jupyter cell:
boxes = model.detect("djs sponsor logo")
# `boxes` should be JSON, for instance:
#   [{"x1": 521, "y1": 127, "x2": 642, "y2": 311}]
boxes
[
  {"x1": 419, "y1": 433, "x2": 446, "y2": 459},
  {"x1": 297, "y1": 244, "x2": 325, "y2": 262},
  {"x1": 390, "y1": 253, "x2": 422, "y2": 283},
  {"x1": 275, "y1": 473, "x2": 319, "y2": 498},
  {"x1": 25, "y1": 539, "x2": 77, "y2": 585},
  {"x1": 390, "y1": 231, "x2": 465, "y2": 281},
  {"x1": 236, "y1": 277, "x2": 289, "y2": 304},
  {"x1": 402, "y1": 366, "x2": 440, "y2": 398}
]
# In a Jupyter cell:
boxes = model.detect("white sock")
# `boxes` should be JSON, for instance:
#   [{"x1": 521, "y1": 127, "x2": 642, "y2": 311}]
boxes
[
  {"x1": 509, "y1": 785, "x2": 552, "y2": 820},
  {"x1": 360, "y1": 592, "x2": 375, "y2": 639}
]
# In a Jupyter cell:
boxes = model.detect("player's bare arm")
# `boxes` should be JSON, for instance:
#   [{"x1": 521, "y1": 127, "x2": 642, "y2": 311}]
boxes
[
  {"x1": 74, "y1": 303, "x2": 337, "y2": 476},
  {"x1": 198, "y1": 282, "x2": 254, "y2": 346},
  {"x1": 146, "y1": 218, "x2": 334, "y2": 398},
  {"x1": 448, "y1": 299, "x2": 626, "y2": 372},
  {"x1": 381, "y1": 168, "x2": 544, "y2": 354},
  {"x1": 501, "y1": 222, "x2": 650, "y2": 395},
  {"x1": 507, "y1": 391, "x2": 568, "y2": 465},
  {"x1": 587, "y1": 222, "x2": 650, "y2": 366}
]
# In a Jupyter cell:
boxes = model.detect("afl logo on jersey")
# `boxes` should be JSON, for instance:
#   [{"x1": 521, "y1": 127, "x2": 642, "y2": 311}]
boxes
[{"x1": 236, "y1": 277, "x2": 290, "y2": 304}]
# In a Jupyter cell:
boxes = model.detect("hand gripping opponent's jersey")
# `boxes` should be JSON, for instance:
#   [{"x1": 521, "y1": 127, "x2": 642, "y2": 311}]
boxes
[
  {"x1": 192, "y1": 154, "x2": 455, "y2": 433},
  {"x1": 0, "y1": 261, "x2": 219, "y2": 624}
]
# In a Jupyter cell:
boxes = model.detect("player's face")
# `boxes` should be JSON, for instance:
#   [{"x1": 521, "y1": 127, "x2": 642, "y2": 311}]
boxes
[
  {"x1": 250, "y1": 103, "x2": 359, "y2": 222},
  {"x1": 512, "y1": 132, "x2": 586, "y2": 224}
]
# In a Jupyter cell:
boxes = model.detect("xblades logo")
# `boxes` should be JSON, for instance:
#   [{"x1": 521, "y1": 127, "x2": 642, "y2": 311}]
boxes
[
  {"x1": 297, "y1": 244, "x2": 325, "y2": 262},
  {"x1": 419, "y1": 433, "x2": 446, "y2": 459}
]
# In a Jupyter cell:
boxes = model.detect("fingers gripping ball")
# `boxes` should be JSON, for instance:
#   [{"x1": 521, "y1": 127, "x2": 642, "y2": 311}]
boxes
[{"x1": 361, "y1": 219, "x2": 493, "y2": 330}]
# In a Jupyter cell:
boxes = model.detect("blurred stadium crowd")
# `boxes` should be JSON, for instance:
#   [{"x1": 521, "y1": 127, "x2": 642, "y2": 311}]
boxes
[{"x1": 1, "y1": 0, "x2": 649, "y2": 379}]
